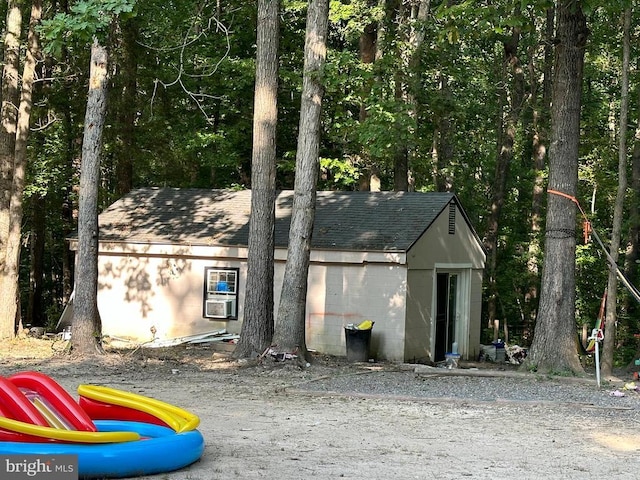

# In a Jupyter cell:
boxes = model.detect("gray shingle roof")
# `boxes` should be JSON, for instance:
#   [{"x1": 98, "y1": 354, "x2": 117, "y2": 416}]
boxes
[{"x1": 96, "y1": 188, "x2": 458, "y2": 252}]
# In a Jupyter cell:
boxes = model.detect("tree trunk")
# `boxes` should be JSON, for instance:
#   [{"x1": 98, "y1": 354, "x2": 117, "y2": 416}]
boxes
[
  {"x1": 430, "y1": 73, "x2": 453, "y2": 192},
  {"x1": 413, "y1": 0, "x2": 448, "y2": 192},
  {"x1": 27, "y1": 194, "x2": 45, "y2": 327},
  {"x1": 61, "y1": 97, "x2": 76, "y2": 306},
  {"x1": 524, "y1": 1, "x2": 588, "y2": 375},
  {"x1": 234, "y1": 0, "x2": 279, "y2": 359},
  {"x1": 114, "y1": 16, "x2": 138, "y2": 196},
  {"x1": 393, "y1": 142, "x2": 409, "y2": 191},
  {"x1": 272, "y1": 0, "x2": 329, "y2": 361},
  {"x1": 393, "y1": 67, "x2": 408, "y2": 191},
  {"x1": 0, "y1": 0, "x2": 22, "y2": 339},
  {"x1": 485, "y1": 14, "x2": 524, "y2": 332},
  {"x1": 357, "y1": 9, "x2": 377, "y2": 190},
  {"x1": 627, "y1": 83, "x2": 640, "y2": 326},
  {"x1": 601, "y1": 7, "x2": 630, "y2": 378},
  {"x1": 626, "y1": 88, "x2": 640, "y2": 368},
  {"x1": 72, "y1": 40, "x2": 108, "y2": 356},
  {"x1": 3, "y1": 0, "x2": 41, "y2": 334},
  {"x1": 390, "y1": 0, "x2": 409, "y2": 192},
  {"x1": 525, "y1": 5, "x2": 555, "y2": 334}
]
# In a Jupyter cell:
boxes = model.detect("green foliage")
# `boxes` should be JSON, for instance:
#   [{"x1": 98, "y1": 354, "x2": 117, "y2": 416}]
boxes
[
  {"x1": 39, "y1": 0, "x2": 136, "y2": 55},
  {"x1": 318, "y1": 157, "x2": 360, "y2": 190},
  {"x1": 575, "y1": 244, "x2": 607, "y2": 326},
  {"x1": 329, "y1": 0, "x2": 384, "y2": 44}
]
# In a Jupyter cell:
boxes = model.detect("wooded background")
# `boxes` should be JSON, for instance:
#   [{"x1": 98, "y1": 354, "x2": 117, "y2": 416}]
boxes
[{"x1": 0, "y1": 0, "x2": 638, "y2": 368}]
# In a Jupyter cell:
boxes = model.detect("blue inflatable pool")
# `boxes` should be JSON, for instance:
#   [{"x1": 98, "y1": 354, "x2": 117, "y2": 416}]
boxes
[{"x1": 0, "y1": 420, "x2": 205, "y2": 478}]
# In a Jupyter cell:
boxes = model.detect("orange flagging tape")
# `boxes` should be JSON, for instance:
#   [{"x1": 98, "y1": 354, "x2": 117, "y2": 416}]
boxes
[{"x1": 547, "y1": 189, "x2": 588, "y2": 218}]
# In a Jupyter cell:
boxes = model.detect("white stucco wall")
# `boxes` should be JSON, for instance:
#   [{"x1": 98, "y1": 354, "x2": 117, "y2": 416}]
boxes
[
  {"x1": 298, "y1": 262, "x2": 407, "y2": 361},
  {"x1": 94, "y1": 243, "x2": 409, "y2": 361},
  {"x1": 96, "y1": 247, "x2": 247, "y2": 342}
]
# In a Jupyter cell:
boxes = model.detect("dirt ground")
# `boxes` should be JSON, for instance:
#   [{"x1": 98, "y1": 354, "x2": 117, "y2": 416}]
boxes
[{"x1": 1, "y1": 336, "x2": 639, "y2": 480}]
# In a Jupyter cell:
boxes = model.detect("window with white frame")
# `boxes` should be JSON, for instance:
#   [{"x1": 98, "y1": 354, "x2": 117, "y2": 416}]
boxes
[{"x1": 203, "y1": 267, "x2": 238, "y2": 320}]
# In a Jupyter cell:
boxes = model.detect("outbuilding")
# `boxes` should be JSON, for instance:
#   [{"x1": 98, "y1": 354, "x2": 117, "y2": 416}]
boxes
[{"x1": 69, "y1": 188, "x2": 486, "y2": 363}]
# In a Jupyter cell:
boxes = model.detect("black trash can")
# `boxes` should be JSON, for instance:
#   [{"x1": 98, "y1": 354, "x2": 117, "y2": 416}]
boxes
[{"x1": 344, "y1": 326, "x2": 372, "y2": 362}]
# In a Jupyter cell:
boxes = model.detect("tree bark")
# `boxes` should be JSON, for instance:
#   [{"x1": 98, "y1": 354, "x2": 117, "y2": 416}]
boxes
[
  {"x1": 485, "y1": 12, "x2": 524, "y2": 332},
  {"x1": 272, "y1": 0, "x2": 329, "y2": 361},
  {"x1": 357, "y1": 8, "x2": 377, "y2": 190},
  {"x1": 27, "y1": 194, "x2": 46, "y2": 327},
  {"x1": 0, "y1": 0, "x2": 22, "y2": 339},
  {"x1": 72, "y1": 40, "x2": 108, "y2": 356},
  {"x1": 601, "y1": 7, "x2": 630, "y2": 378},
  {"x1": 626, "y1": 85, "x2": 640, "y2": 367},
  {"x1": 524, "y1": 1, "x2": 588, "y2": 375},
  {"x1": 390, "y1": 0, "x2": 408, "y2": 191},
  {"x1": 114, "y1": 16, "x2": 138, "y2": 196},
  {"x1": 526, "y1": 5, "x2": 555, "y2": 334},
  {"x1": 3, "y1": 0, "x2": 42, "y2": 333},
  {"x1": 430, "y1": 73, "x2": 453, "y2": 192},
  {"x1": 234, "y1": 0, "x2": 279, "y2": 359},
  {"x1": 393, "y1": 66, "x2": 408, "y2": 191},
  {"x1": 61, "y1": 90, "x2": 76, "y2": 307}
]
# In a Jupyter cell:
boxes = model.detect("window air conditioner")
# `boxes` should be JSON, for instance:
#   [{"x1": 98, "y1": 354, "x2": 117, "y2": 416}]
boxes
[{"x1": 205, "y1": 299, "x2": 234, "y2": 319}]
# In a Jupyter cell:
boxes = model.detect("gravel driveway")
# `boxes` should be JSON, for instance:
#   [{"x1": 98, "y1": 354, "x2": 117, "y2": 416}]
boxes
[
  {"x1": 1, "y1": 341, "x2": 639, "y2": 479},
  {"x1": 290, "y1": 365, "x2": 640, "y2": 413}
]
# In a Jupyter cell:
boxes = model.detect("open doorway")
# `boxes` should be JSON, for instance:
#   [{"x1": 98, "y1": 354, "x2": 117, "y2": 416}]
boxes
[
  {"x1": 434, "y1": 272, "x2": 458, "y2": 362},
  {"x1": 433, "y1": 266, "x2": 471, "y2": 362}
]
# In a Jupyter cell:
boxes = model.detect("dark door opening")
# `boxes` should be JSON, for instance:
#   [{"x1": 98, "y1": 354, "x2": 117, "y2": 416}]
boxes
[{"x1": 434, "y1": 272, "x2": 458, "y2": 362}]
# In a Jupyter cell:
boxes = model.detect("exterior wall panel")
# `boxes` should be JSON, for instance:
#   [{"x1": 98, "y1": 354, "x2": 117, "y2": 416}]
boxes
[
  {"x1": 404, "y1": 269, "x2": 434, "y2": 362},
  {"x1": 407, "y1": 204, "x2": 485, "y2": 270},
  {"x1": 97, "y1": 252, "x2": 245, "y2": 342},
  {"x1": 303, "y1": 263, "x2": 407, "y2": 361},
  {"x1": 96, "y1": 248, "x2": 409, "y2": 361}
]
